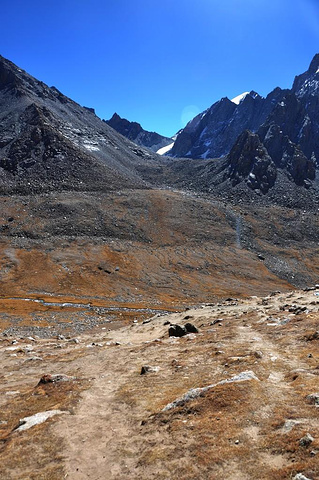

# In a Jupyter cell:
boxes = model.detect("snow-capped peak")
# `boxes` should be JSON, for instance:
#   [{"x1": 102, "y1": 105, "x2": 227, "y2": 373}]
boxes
[{"x1": 231, "y1": 92, "x2": 250, "y2": 105}]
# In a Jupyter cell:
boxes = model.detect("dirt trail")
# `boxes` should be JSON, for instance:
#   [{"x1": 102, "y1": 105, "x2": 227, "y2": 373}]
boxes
[
  {"x1": 1, "y1": 289, "x2": 319, "y2": 479},
  {"x1": 54, "y1": 291, "x2": 319, "y2": 479}
]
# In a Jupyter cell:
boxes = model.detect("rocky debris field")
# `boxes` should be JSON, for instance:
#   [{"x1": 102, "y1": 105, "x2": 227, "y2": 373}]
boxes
[{"x1": 0, "y1": 287, "x2": 318, "y2": 479}]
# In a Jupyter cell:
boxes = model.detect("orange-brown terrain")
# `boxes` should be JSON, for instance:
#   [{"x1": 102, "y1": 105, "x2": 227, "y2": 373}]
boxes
[
  {"x1": 0, "y1": 285, "x2": 318, "y2": 479},
  {"x1": 0, "y1": 187, "x2": 319, "y2": 479}
]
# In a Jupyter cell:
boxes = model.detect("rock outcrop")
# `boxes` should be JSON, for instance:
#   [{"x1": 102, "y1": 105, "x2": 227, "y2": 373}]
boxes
[{"x1": 227, "y1": 131, "x2": 276, "y2": 193}]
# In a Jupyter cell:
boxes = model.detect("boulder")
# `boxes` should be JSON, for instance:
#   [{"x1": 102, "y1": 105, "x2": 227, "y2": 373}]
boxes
[
  {"x1": 168, "y1": 324, "x2": 187, "y2": 337},
  {"x1": 184, "y1": 323, "x2": 199, "y2": 333}
]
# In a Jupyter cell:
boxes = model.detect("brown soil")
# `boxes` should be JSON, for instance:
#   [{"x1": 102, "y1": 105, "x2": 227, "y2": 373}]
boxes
[
  {"x1": 0, "y1": 288, "x2": 319, "y2": 479},
  {"x1": 1, "y1": 188, "x2": 319, "y2": 479}
]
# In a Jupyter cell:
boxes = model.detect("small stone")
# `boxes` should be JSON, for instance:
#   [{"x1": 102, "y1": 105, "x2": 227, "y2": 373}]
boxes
[
  {"x1": 210, "y1": 319, "x2": 223, "y2": 325},
  {"x1": 306, "y1": 393, "x2": 319, "y2": 405},
  {"x1": 235, "y1": 439, "x2": 239, "y2": 444},
  {"x1": 299, "y1": 433, "x2": 314, "y2": 447},
  {"x1": 254, "y1": 351, "x2": 263, "y2": 359},
  {"x1": 38, "y1": 374, "x2": 74, "y2": 385},
  {"x1": 140, "y1": 365, "x2": 160, "y2": 375},
  {"x1": 305, "y1": 331, "x2": 319, "y2": 341}
]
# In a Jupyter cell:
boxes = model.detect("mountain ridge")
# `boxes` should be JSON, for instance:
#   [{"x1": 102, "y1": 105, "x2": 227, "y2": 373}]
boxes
[
  {"x1": 0, "y1": 54, "x2": 160, "y2": 194},
  {"x1": 1, "y1": 53, "x2": 318, "y2": 200},
  {"x1": 105, "y1": 112, "x2": 173, "y2": 153},
  {"x1": 167, "y1": 55, "x2": 319, "y2": 176}
]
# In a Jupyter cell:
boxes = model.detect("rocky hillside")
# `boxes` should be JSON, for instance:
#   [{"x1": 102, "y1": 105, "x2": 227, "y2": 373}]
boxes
[
  {"x1": 0, "y1": 55, "x2": 159, "y2": 193},
  {"x1": 105, "y1": 112, "x2": 173, "y2": 153}
]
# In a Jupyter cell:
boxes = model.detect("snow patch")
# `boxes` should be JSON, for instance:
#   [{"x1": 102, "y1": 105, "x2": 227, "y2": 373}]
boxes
[
  {"x1": 157, "y1": 142, "x2": 174, "y2": 155},
  {"x1": 84, "y1": 144, "x2": 100, "y2": 152},
  {"x1": 231, "y1": 92, "x2": 250, "y2": 105}
]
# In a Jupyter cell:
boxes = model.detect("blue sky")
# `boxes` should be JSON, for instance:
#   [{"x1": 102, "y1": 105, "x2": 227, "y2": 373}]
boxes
[{"x1": 1, "y1": 0, "x2": 319, "y2": 137}]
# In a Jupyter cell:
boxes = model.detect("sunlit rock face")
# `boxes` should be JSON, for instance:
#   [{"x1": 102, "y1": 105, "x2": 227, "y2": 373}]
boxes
[{"x1": 168, "y1": 54, "x2": 319, "y2": 173}]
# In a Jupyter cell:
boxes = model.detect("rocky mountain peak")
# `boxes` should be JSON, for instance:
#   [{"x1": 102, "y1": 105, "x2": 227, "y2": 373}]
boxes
[
  {"x1": 308, "y1": 53, "x2": 319, "y2": 75},
  {"x1": 227, "y1": 130, "x2": 276, "y2": 193},
  {"x1": 109, "y1": 112, "x2": 122, "y2": 123},
  {"x1": 231, "y1": 90, "x2": 261, "y2": 105},
  {"x1": 292, "y1": 53, "x2": 319, "y2": 98},
  {"x1": 0, "y1": 55, "x2": 20, "y2": 91},
  {"x1": 105, "y1": 112, "x2": 172, "y2": 153}
]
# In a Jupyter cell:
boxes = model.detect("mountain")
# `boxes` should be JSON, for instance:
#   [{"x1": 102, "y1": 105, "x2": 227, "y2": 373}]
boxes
[
  {"x1": 168, "y1": 55, "x2": 319, "y2": 174},
  {"x1": 168, "y1": 88, "x2": 286, "y2": 159},
  {"x1": 105, "y1": 112, "x2": 173, "y2": 153},
  {"x1": 0, "y1": 55, "x2": 159, "y2": 193}
]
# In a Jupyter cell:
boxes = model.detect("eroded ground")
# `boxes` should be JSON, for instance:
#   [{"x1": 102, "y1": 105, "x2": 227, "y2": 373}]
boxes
[{"x1": 0, "y1": 288, "x2": 318, "y2": 479}]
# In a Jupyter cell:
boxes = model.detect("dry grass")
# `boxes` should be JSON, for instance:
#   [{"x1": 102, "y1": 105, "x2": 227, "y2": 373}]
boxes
[{"x1": 0, "y1": 357, "x2": 88, "y2": 479}]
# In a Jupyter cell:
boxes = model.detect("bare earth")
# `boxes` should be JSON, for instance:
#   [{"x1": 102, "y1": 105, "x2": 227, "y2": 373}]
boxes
[{"x1": 1, "y1": 288, "x2": 318, "y2": 479}]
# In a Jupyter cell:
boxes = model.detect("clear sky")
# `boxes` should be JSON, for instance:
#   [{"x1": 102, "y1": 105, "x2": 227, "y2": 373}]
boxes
[{"x1": 1, "y1": 0, "x2": 318, "y2": 137}]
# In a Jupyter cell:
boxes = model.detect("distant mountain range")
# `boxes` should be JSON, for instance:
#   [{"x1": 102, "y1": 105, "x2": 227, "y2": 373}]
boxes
[
  {"x1": 168, "y1": 54, "x2": 319, "y2": 170},
  {"x1": 0, "y1": 53, "x2": 318, "y2": 204}
]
